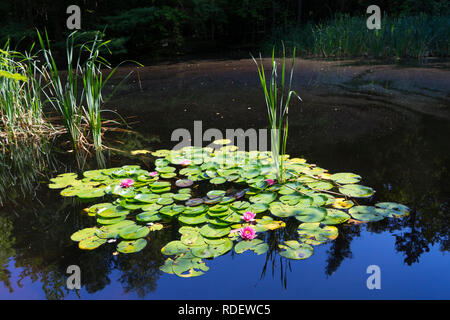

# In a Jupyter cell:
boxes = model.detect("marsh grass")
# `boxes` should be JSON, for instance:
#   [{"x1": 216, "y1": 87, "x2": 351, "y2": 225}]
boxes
[
  {"x1": 268, "y1": 14, "x2": 449, "y2": 59},
  {"x1": 0, "y1": 44, "x2": 57, "y2": 146}
]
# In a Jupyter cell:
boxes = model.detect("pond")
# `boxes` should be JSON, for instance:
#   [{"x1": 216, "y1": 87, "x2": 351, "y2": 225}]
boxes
[{"x1": 0, "y1": 59, "x2": 449, "y2": 300}]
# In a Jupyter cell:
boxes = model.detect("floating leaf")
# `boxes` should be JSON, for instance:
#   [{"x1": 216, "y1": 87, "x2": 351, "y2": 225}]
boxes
[
  {"x1": 178, "y1": 213, "x2": 208, "y2": 225},
  {"x1": 185, "y1": 198, "x2": 204, "y2": 207},
  {"x1": 348, "y1": 206, "x2": 388, "y2": 222},
  {"x1": 172, "y1": 256, "x2": 209, "y2": 277},
  {"x1": 294, "y1": 207, "x2": 327, "y2": 223},
  {"x1": 175, "y1": 179, "x2": 193, "y2": 187},
  {"x1": 298, "y1": 222, "x2": 339, "y2": 245},
  {"x1": 375, "y1": 202, "x2": 410, "y2": 218},
  {"x1": 199, "y1": 224, "x2": 231, "y2": 238},
  {"x1": 161, "y1": 240, "x2": 190, "y2": 255},
  {"x1": 79, "y1": 236, "x2": 106, "y2": 250},
  {"x1": 255, "y1": 216, "x2": 286, "y2": 231},
  {"x1": 278, "y1": 240, "x2": 313, "y2": 260},
  {"x1": 119, "y1": 225, "x2": 150, "y2": 240},
  {"x1": 191, "y1": 238, "x2": 233, "y2": 258},
  {"x1": 329, "y1": 172, "x2": 361, "y2": 184},
  {"x1": 70, "y1": 228, "x2": 98, "y2": 242},
  {"x1": 339, "y1": 184, "x2": 375, "y2": 198},
  {"x1": 332, "y1": 198, "x2": 354, "y2": 209},
  {"x1": 136, "y1": 211, "x2": 162, "y2": 222},
  {"x1": 249, "y1": 191, "x2": 277, "y2": 204},
  {"x1": 235, "y1": 239, "x2": 268, "y2": 255},
  {"x1": 321, "y1": 209, "x2": 351, "y2": 225},
  {"x1": 117, "y1": 239, "x2": 147, "y2": 253}
]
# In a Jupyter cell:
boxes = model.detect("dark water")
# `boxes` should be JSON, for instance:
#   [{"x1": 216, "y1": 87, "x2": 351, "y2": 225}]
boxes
[{"x1": 0, "y1": 68, "x2": 449, "y2": 300}]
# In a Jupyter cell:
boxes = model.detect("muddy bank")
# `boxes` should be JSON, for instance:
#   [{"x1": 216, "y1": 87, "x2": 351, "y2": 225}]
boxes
[{"x1": 105, "y1": 58, "x2": 449, "y2": 153}]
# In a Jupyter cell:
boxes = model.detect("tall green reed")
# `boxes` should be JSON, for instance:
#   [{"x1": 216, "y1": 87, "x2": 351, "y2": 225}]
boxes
[
  {"x1": 252, "y1": 44, "x2": 301, "y2": 183},
  {"x1": 36, "y1": 30, "x2": 133, "y2": 153}
]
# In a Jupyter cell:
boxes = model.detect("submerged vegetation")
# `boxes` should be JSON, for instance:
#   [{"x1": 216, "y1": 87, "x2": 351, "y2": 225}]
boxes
[{"x1": 49, "y1": 142, "x2": 409, "y2": 277}]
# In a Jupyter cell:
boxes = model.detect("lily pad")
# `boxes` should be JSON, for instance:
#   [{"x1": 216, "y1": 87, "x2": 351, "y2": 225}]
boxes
[
  {"x1": 79, "y1": 236, "x2": 106, "y2": 250},
  {"x1": 278, "y1": 240, "x2": 313, "y2": 260},
  {"x1": 298, "y1": 222, "x2": 339, "y2": 245},
  {"x1": 70, "y1": 227, "x2": 98, "y2": 242},
  {"x1": 294, "y1": 207, "x2": 327, "y2": 223},
  {"x1": 175, "y1": 179, "x2": 194, "y2": 188},
  {"x1": 375, "y1": 202, "x2": 410, "y2": 218},
  {"x1": 321, "y1": 209, "x2": 351, "y2": 225},
  {"x1": 234, "y1": 239, "x2": 268, "y2": 255},
  {"x1": 339, "y1": 184, "x2": 375, "y2": 198},
  {"x1": 191, "y1": 238, "x2": 233, "y2": 258},
  {"x1": 136, "y1": 211, "x2": 162, "y2": 222},
  {"x1": 119, "y1": 225, "x2": 150, "y2": 240},
  {"x1": 178, "y1": 213, "x2": 208, "y2": 225},
  {"x1": 348, "y1": 206, "x2": 388, "y2": 222},
  {"x1": 199, "y1": 224, "x2": 231, "y2": 238},
  {"x1": 249, "y1": 191, "x2": 277, "y2": 204},
  {"x1": 329, "y1": 172, "x2": 361, "y2": 184},
  {"x1": 117, "y1": 239, "x2": 147, "y2": 253}
]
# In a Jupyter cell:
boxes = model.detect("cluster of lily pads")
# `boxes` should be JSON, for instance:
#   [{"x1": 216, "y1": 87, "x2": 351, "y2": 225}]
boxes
[{"x1": 49, "y1": 142, "x2": 409, "y2": 278}]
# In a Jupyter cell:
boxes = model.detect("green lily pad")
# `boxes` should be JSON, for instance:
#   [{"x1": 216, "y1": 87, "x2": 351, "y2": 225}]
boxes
[
  {"x1": 96, "y1": 205, "x2": 130, "y2": 218},
  {"x1": 249, "y1": 203, "x2": 269, "y2": 213},
  {"x1": 70, "y1": 227, "x2": 98, "y2": 242},
  {"x1": 97, "y1": 215, "x2": 127, "y2": 225},
  {"x1": 249, "y1": 191, "x2": 277, "y2": 204},
  {"x1": 172, "y1": 256, "x2": 209, "y2": 277},
  {"x1": 375, "y1": 202, "x2": 410, "y2": 218},
  {"x1": 348, "y1": 206, "x2": 388, "y2": 222},
  {"x1": 134, "y1": 193, "x2": 159, "y2": 203},
  {"x1": 178, "y1": 213, "x2": 208, "y2": 225},
  {"x1": 306, "y1": 181, "x2": 334, "y2": 191},
  {"x1": 329, "y1": 172, "x2": 362, "y2": 184},
  {"x1": 234, "y1": 239, "x2": 268, "y2": 255},
  {"x1": 294, "y1": 207, "x2": 327, "y2": 222},
  {"x1": 339, "y1": 184, "x2": 375, "y2": 198},
  {"x1": 298, "y1": 222, "x2": 339, "y2": 245},
  {"x1": 321, "y1": 209, "x2": 351, "y2": 225},
  {"x1": 136, "y1": 211, "x2": 162, "y2": 222},
  {"x1": 161, "y1": 240, "x2": 190, "y2": 255},
  {"x1": 278, "y1": 240, "x2": 313, "y2": 260},
  {"x1": 173, "y1": 193, "x2": 191, "y2": 201},
  {"x1": 269, "y1": 202, "x2": 296, "y2": 218},
  {"x1": 210, "y1": 177, "x2": 226, "y2": 184},
  {"x1": 199, "y1": 224, "x2": 231, "y2": 238},
  {"x1": 119, "y1": 225, "x2": 150, "y2": 240},
  {"x1": 79, "y1": 236, "x2": 106, "y2": 250},
  {"x1": 231, "y1": 201, "x2": 250, "y2": 210},
  {"x1": 191, "y1": 238, "x2": 233, "y2": 258},
  {"x1": 117, "y1": 238, "x2": 147, "y2": 253}
]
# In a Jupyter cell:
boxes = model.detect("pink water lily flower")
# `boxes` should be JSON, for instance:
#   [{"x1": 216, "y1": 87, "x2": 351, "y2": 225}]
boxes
[
  {"x1": 265, "y1": 179, "x2": 275, "y2": 186},
  {"x1": 242, "y1": 211, "x2": 256, "y2": 222},
  {"x1": 120, "y1": 179, "x2": 134, "y2": 188},
  {"x1": 180, "y1": 159, "x2": 191, "y2": 166},
  {"x1": 149, "y1": 171, "x2": 158, "y2": 177},
  {"x1": 239, "y1": 226, "x2": 257, "y2": 240}
]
